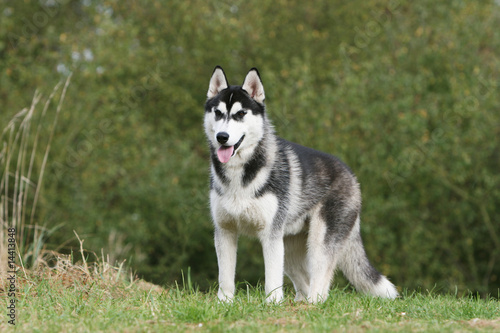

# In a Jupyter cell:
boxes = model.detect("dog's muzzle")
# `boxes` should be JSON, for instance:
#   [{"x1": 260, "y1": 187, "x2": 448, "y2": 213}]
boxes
[{"x1": 216, "y1": 134, "x2": 245, "y2": 163}]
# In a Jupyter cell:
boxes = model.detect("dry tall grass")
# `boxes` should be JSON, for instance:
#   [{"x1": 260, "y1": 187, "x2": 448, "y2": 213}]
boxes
[
  {"x1": 0, "y1": 75, "x2": 71, "y2": 286},
  {"x1": 0, "y1": 76, "x2": 157, "y2": 294}
]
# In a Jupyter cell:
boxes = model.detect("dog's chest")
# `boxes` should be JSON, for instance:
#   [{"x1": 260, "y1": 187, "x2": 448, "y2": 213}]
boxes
[{"x1": 211, "y1": 185, "x2": 278, "y2": 236}]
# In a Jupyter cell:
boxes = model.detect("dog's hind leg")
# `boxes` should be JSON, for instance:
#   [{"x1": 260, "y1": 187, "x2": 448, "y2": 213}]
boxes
[
  {"x1": 306, "y1": 249, "x2": 337, "y2": 303},
  {"x1": 284, "y1": 233, "x2": 310, "y2": 301},
  {"x1": 305, "y1": 211, "x2": 338, "y2": 303}
]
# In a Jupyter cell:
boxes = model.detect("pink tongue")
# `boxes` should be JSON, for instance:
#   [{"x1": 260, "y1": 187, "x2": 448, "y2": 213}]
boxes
[{"x1": 217, "y1": 146, "x2": 234, "y2": 163}]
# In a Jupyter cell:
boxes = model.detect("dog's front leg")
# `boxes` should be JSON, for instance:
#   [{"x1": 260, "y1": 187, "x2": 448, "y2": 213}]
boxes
[
  {"x1": 214, "y1": 227, "x2": 238, "y2": 302},
  {"x1": 262, "y1": 235, "x2": 285, "y2": 303}
]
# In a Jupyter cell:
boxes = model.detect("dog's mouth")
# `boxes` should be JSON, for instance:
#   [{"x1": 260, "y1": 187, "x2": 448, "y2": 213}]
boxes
[{"x1": 217, "y1": 135, "x2": 245, "y2": 163}]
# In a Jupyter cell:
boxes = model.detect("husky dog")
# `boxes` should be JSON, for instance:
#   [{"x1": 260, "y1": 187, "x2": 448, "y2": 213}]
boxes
[{"x1": 204, "y1": 66, "x2": 398, "y2": 303}]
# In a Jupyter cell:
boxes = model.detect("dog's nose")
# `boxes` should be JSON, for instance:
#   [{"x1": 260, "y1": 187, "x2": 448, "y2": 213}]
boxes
[{"x1": 216, "y1": 132, "x2": 230, "y2": 144}]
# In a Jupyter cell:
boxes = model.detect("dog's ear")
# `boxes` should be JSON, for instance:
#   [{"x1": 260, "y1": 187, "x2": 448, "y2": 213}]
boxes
[
  {"x1": 242, "y1": 68, "x2": 265, "y2": 104},
  {"x1": 207, "y1": 66, "x2": 229, "y2": 98}
]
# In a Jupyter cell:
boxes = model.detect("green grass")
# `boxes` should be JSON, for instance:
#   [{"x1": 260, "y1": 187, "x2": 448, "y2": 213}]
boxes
[{"x1": 3, "y1": 264, "x2": 499, "y2": 332}]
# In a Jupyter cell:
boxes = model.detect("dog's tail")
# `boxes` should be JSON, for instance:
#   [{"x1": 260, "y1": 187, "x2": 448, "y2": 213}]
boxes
[{"x1": 338, "y1": 221, "x2": 398, "y2": 299}]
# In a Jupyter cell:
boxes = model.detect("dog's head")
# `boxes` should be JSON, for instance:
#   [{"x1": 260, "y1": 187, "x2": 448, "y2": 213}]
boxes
[{"x1": 204, "y1": 66, "x2": 266, "y2": 164}]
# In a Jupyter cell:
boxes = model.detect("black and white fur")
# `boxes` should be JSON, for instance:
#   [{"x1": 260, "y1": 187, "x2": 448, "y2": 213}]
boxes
[{"x1": 204, "y1": 66, "x2": 398, "y2": 303}]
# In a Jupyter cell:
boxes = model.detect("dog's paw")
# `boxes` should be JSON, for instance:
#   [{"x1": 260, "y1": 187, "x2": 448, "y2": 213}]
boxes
[
  {"x1": 306, "y1": 292, "x2": 329, "y2": 304},
  {"x1": 217, "y1": 289, "x2": 234, "y2": 303},
  {"x1": 294, "y1": 292, "x2": 307, "y2": 302},
  {"x1": 265, "y1": 289, "x2": 284, "y2": 304}
]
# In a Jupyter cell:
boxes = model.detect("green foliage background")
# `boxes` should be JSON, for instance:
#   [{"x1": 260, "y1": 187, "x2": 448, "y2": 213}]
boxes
[{"x1": 1, "y1": 0, "x2": 499, "y2": 295}]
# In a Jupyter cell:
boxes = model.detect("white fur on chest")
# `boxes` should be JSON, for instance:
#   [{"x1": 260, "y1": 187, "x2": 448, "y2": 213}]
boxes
[{"x1": 210, "y1": 185, "x2": 278, "y2": 237}]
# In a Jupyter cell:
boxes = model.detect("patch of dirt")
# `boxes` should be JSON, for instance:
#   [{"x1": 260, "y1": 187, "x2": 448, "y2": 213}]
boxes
[{"x1": 462, "y1": 318, "x2": 500, "y2": 329}]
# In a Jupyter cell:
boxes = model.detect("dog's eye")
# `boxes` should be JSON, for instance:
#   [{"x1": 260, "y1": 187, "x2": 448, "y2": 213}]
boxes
[
  {"x1": 235, "y1": 110, "x2": 247, "y2": 119},
  {"x1": 214, "y1": 109, "x2": 222, "y2": 117}
]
